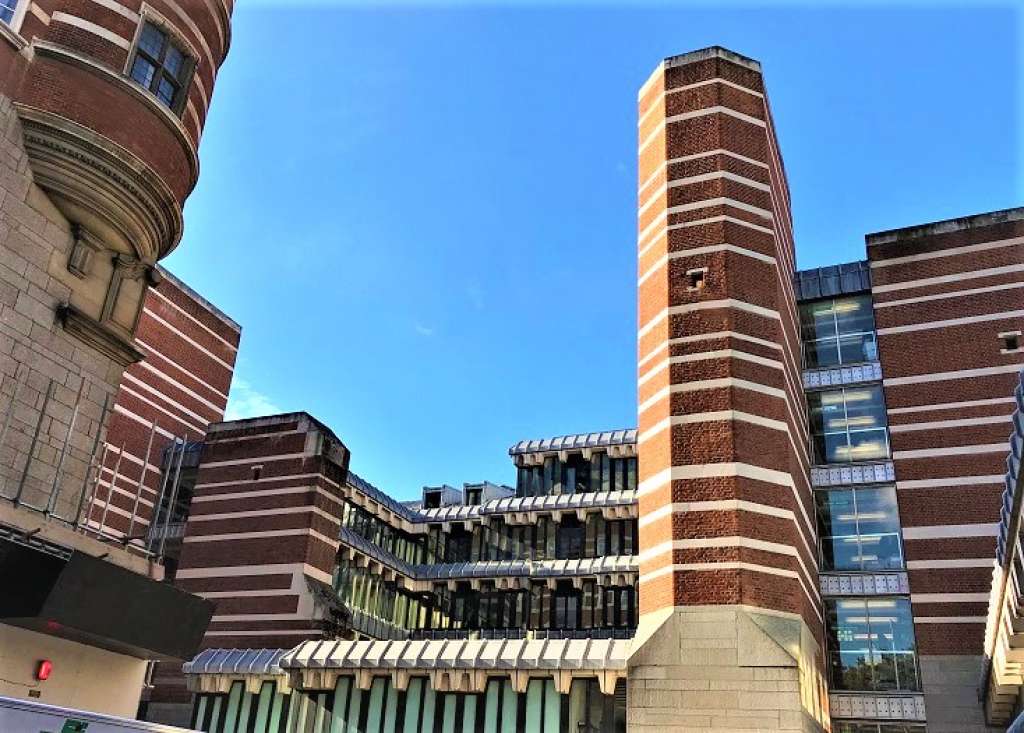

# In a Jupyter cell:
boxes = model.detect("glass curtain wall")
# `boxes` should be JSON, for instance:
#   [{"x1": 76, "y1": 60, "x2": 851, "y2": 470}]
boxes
[
  {"x1": 807, "y1": 386, "x2": 890, "y2": 464},
  {"x1": 800, "y1": 294, "x2": 878, "y2": 369},
  {"x1": 192, "y1": 676, "x2": 626, "y2": 733},
  {"x1": 430, "y1": 580, "x2": 637, "y2": 637},
  {"x1": 517, "y1": 454, "x2": 637, "y2": 498},
  {"x1": 429, "y1": 517, "x2": 638, "y2": 564},
  {"x1": 334, "y1": 561, "x2": 429, "y2": 632},
  {"x1": 816, "y1": 486, "x2": 904, "y2": 571},
  {"x1": 192, "y1": 680, "x2": 291, "y2": 733},
  {"x1": 341, "y1": 500, "x2": 424, "y2": 564},
  {"x1": 825, "y1": 598, "x2": 921, "y2": 692}
]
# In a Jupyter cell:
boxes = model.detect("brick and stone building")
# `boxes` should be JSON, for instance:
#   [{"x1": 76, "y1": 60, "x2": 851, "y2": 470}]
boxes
[
  {"x1": 85, "y1": 266, "x2": 241, "y2": 571},
  {"x1": 168, "y1": 47, "x2": 1024, "y2": 733},
  {"x1": 0, "y1": 0, "x2": 233, "y2": 719}
]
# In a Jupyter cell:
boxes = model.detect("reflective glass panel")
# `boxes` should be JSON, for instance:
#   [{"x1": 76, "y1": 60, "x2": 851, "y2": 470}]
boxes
[
  {"x1": 801, "y1": 295, "x2": 877, "y2": 368},
  {"x1": 826, "y1": 598, "x2": 920, "y2": 692}
]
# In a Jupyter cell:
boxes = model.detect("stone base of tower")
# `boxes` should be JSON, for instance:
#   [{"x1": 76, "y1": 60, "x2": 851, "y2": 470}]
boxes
[
  {"x1": 626, "y1": 606, "x2": 827, "y2": 732},
  {"x1": 919, "y1": 655, "x2": 1000, "y2": 733}
]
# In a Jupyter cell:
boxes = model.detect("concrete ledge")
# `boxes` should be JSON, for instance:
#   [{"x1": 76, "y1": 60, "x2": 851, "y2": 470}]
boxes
[
  {"x1": 663, "y1": 46, "x2": 762, "y2": 72},
  {"x1": 866, "y1": 206, "x2": 1024, "y2": 246},
  {"x1": 0, "y1": 501, "x2": 158, "y2": 578}
]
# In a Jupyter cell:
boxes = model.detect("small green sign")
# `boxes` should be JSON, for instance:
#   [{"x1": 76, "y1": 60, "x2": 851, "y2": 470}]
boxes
[{"x1": 60, "y1": 720, "x2": 89, "y2": 733}]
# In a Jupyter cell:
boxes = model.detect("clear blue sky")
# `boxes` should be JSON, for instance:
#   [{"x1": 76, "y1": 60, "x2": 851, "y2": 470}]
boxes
[{"x1": 163, "y1": 1, "x2": 1021, "y2": 500}]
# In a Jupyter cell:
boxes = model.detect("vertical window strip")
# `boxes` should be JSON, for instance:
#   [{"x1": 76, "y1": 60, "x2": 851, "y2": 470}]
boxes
[
  {"x1": 193, "y1": 696, "x2": 208, "y2": 732},
  {"x1": 501, "y1": 681, "x2": 518, "y2": 733},
  {"x1": 268, "y1": 691, "x2": 289, "y2": 733},
  {"x1": 382, "y1": 679, "x2": 400, "y2": 733},
  {"x1": 543, "y1": 680, "x2": 561, "y2": 733},
  {"x1": 236, "y1": 687, "x2": 254, "y2": 733},
  {"x1": 483, "y1": 679, "x2": 500, "y2": 733},
  {"x1": 252, "y1": 682, "x2": 274, "y2": 733},
  {"x1": 420, "y1": 685, "x2": 437, "y2": 733},
  {"x1": 366, "y1": 678, "x2": 386, "y2": 733},
  {"x1": 402, "y1": 679, "x2": 422, "y2": 733},
  {"x1": 224, "y1": 679, "x2": 245, "y2": 733},
  {"x1": 208, "y1": 696, "x2": 224, "y2": 733}
]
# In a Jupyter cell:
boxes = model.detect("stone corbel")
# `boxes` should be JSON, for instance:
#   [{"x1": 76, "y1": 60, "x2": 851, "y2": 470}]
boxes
[
  {"x1": 391, "y1": 670, "x2": 411, "y2": 691},
  {"x1": 553, "y1": 670, "x2": 574, "y2": 695},
  {"x1": 56, "y1": 302, "x2": 145, "y2": 366},
  {"x1": 451, "y1": 670, "x2": 473, "y2": 693},
  {"x1": 356, "y1": 669, "x2": 374, "y2": 691},
  {"x1": 67, "y1": 224, "x2": 104, "y2": 278},
  {"x1": 100, "y1": 252, "x2": 157, "y2": 336},
  {"x1": 597, "y1": 670, "x2": 620, "y2": 695},
  {"x1": 429, "y1": 671, "x2": 449, "y2": 692},
  {"x1": 508, "y1": 670, "x2": 531, "y2": 693}
]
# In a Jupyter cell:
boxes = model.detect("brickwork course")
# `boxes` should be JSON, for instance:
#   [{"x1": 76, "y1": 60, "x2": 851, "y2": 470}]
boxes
[{"x1": 85, "y1": 271, "x2": 241, "y2": 541}]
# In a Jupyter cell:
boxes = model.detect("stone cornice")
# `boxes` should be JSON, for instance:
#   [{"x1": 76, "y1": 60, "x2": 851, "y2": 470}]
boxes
[
  {"x1": 15, "y1": 102, "x2": 184, "y2": 262},
  {"x1": 56, "y1": 302, "x2": 145, "y2": 366}
]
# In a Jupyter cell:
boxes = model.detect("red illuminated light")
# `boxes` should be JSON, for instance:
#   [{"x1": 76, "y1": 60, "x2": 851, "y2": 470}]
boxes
[{"x1": 35, "y1": 659, "x2": 52, "y2": 681}]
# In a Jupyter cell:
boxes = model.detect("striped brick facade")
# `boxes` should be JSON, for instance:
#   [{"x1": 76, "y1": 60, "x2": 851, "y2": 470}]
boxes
[
  {"x1": 147, "y1": 414, "x2": 352, "y2": 720},
  {"x1": 869, "y1": 209, "x2": 1024, "y2": 731},
  {"x1": 636, "y1": 46, "x2": 816, "y2": 626},
  {"x1": 84, "y1": 268, "x2": 240, "y2": 543},
  {"x1": 630, "y1": 47, "x2": 826, "y2": 732}
]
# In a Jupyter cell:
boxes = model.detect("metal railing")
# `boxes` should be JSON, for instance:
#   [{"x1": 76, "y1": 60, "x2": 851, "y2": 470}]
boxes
[{"x1": 0, "y1": 364, "x2": 191, "y2": 565}]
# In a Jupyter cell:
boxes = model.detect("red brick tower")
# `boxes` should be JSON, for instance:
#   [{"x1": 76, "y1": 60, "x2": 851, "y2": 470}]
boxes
[{"x1": 628, "y1": 47, "x2": 827, "y2": 731}]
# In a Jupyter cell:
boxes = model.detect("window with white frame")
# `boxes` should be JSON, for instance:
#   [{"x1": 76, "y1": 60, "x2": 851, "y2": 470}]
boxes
[
  {"x1": 128, "y1": 20, "x2": 194, "y2": 113},
  {"x1": 1, "y1": 0, "x2": 24, "y2": 27}
]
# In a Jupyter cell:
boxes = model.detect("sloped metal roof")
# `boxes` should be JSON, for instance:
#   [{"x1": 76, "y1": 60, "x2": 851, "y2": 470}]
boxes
[
  {"x1": 339, "y1": 527, "x2": 637, "y2": 582},
  {"x1": 346, "y1": 476, "x2": 638, "y2": 526},
  {"x1": 794, "y1": 260, "x2": 871, "y2": 301},
  {"x1": 508, "y1": 429, "x2": 637, "y2": 456},
  {"x1": 184, "y1": 648, "x2": 288, "y2": 676},
  {"x1": 414, "y1": 489, "x2": 637, "y2": 522},
  {"x1": 279, "y1": 637, "x2": 630, "y2": 672}
]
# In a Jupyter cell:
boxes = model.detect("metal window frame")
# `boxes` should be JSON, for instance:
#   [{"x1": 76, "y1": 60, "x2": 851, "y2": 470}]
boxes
[
  {"x1": 808, "y1": 385, "x2": 891, "y2": 465},
  {"x1": 0, "y1": 0, "x2": 28, "y2": 32},
  {"x1": 125, "y1": 17, "x2": 196, "y2": 116},
  {"x1": 825, "y1": 596, "x2": 922, "y2": 693},
  {"x1": 800, "y1": 294, "x2": 878, "y2": 370},
  {"x1": 815, "y1": 484, "x2": 905, "y2": 572}
]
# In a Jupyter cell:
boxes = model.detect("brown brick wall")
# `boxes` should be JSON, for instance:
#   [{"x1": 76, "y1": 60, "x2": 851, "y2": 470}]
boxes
[{"x1": 870, "y1": 211, "x2": 1024, "y2": 653}]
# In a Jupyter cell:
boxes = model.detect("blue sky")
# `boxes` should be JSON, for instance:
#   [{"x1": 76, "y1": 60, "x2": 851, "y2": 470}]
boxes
[{"x1": 163, "y1": 1, "x2": 1021, "y2": 499}]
